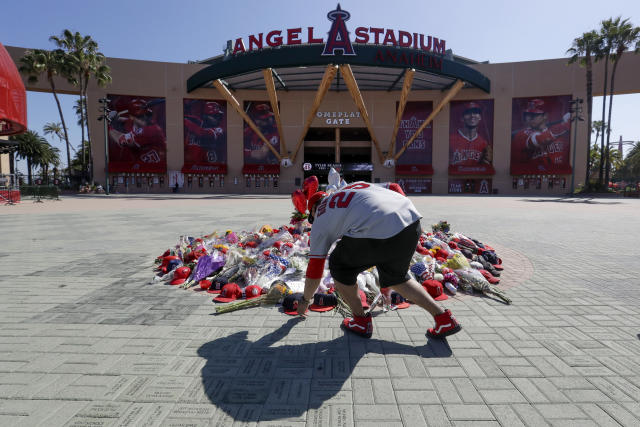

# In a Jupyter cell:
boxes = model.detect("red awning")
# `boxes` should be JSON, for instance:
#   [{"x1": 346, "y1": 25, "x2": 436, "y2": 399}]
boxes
[
  {"x1": 242, "y1": 164, "x2": 280, "y2": 174},
  {"x1": 395, "y1": 164, "x2": 434, "y2": 175},
  {"x1": 0, "y1": 43, "x2": 27, "y2": 135},
  {"x1": 181, "y1": 163, "x2": 228, "y2": 174},
  {"x1": 448, "y1": 164, "x2": 496, "y2": 175}
]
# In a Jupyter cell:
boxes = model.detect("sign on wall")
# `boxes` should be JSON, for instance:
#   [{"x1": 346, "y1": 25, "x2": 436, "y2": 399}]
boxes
[
  {"x1": 510, "y1": 95, "x2": 572, "y2": 175},
  {"x1": 395, "y1": 101, "x2": 433, "y2": 166},
  {"x1": 243, "y1": 101, "x2": 281, "y2": 165},
  {"x1": 107, "y1": 95, "x2": 166, "y2": 173},
  {"x1": 396, "y1": 177, "x2": 432, "y2": 194},
  {"x1": 449, "y1": 99, "x2": 495, "y2": 175},
  {"x1": 226, "y1": 5, "x2": 446, "y2": 57},
  {"x1": 448, "y1": 178, "x2": 492, "y2": 194},
  {"x1": 182, "y1": 99, "x2": 227, "y2": 174}
]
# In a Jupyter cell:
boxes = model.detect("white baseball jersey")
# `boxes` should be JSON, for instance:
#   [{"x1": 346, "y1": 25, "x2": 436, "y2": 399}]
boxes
[{"x1": 309, "y1": 182, "x2": 422, "y2": 259}]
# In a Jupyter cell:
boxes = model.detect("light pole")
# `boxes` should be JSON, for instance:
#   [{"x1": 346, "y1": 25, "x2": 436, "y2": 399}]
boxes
[
  {"x1": 98, "y1": 98, "x2": 111, "y2": 195},
  {"x1": 569, "y1": 98, "x2": 584, "y2": 195}
]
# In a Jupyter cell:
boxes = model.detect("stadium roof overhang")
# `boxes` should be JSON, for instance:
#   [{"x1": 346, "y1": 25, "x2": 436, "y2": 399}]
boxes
[
  {"x1": 187, "y1": 44, "x2": 490, "y2": 93},
  {"x1": 186, "y1": 43, "x2": 490, "y2": 167}
]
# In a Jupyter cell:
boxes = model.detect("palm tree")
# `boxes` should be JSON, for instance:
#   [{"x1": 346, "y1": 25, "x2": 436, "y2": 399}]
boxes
[
  {"x1": 10, "y1": 130, "x2": 48, "y2": 185},
  {"x1": 603, "y1": 18, "x2": 640, "y2": 186},
  {"x1": 43, "y1": 122, "x2": 65, "y2": 169},
  {"x1": 567, "y1": 30, "x2": 601, "y2": 186},
  {"x1": 37, "y1": 143, "x2": 61, "y2": 184},
  {"x1": 595, "y1": 18, "x2": 616, "y2": 188},
  {"x1": 19, "y1": 49, "x2": 73, "y2": 176},
  {"x1": 50, "y1": 30, "x2": 112, "y2": 182}
]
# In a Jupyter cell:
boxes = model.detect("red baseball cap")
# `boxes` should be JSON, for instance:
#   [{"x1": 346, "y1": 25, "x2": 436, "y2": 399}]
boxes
[
  {"x1": 463, "y1": 102, "x2": 482, "y2": 114},
  {"x1": 524, "y1": 99, "x2": 545, "y2": 114},
  {"x1": 390, "y1": 291, "x2": 411, "y2": 309},
  {"x1": 244, "y1": 285, "x2": 265, "y2": 300},
  {"x1": 479, "y1": 270, "x2": 500, "y2": 284},
  {"x1": 422, "y1": 279, "x2": 448, "y2": 301},
  {"x1": 309, "y1": 293, "x2": 337, "y2": 312},
  {"x1": 170, "y1": 266, "x2": 191, "y2": 286},
  {"x1": 206, "y1": 279, "x2": 226, "y2": 294},
  {"x1": 307, "y1": 191, "x2": 328, "y2": 213},
  {"x1": 158, "y1": 255, "x2": 179, "y2": 271},
  {"x1": 213, "y1": 283, "x2": 242, "y2": 303},
  {"x1": 282, "y1": 293, "x2": 305, "y2": 316}
]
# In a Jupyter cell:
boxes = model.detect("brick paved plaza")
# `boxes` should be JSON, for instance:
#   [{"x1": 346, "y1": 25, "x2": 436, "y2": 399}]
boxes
[{"x1": 1, "y1": 194, "x2": 639, "y2": 426}]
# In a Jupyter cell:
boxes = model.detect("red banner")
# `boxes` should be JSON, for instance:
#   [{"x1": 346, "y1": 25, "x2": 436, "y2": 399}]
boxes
[
  {"x1": 182, "y1": 99, "x2": 227, "y2": 174},
  {"x1": 510, "y1": 95, "x2": 572, "y2": 175},
  {"x1": 448, "y1": 178, "x2": 492, "y2": 194},
  {"x1": 243, "y1": 101, "x2": 280, "y2": 166},
  {"x1": 449, "y1": 99, "x2": 495, "y2": 175},
  {"x1": 395, "y1": 101, "x2": 433, "y2": 166},
  {"x1": 107, "y1": 95, "x2": 166, "y2": 173}
]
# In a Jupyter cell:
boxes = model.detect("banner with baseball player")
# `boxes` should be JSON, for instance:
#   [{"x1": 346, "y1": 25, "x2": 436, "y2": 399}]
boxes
[
  {"x1": 510, "y1": 95, "x2": 573, "y2": 175},
  {"x1": 107, "y1": 95, "x2": 166, "y2": 173},
  {"x1": 395, "y1": 101, "x2": 433, "y2": 167},
  {"x1": 182, "y1": 99, "x2": 227, "y2": 174},
  {"x1": 243, "y1": 101, "x2": 280, "y2": 166},
  {"x1": 449, "y1": 100, "x2": 495, "y2": 175}
]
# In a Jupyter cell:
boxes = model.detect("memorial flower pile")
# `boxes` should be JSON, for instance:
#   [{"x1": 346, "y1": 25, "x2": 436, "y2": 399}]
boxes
[{"x1": 152, "y1": 168, "x2": 512, "y2": 315}]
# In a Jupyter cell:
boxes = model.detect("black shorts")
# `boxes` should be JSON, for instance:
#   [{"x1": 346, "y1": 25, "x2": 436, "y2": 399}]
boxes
[{"x1": 329, "y1": 220, "x2": 421, "y2": 288}]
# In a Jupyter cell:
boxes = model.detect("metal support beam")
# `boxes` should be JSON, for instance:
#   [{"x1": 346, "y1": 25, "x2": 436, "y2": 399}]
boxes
[
  {"x1": 393, "y1": 79, "x2": 464, "y2": 161},
  {"x1": 339, "y1": 64, "x2": 384, "y2": 164},
  {"x1": 291, "y1": 65, "x2": 338, "y2": 163},
  {"x1": 387, "y1": 69, "x2": 407, "y2": 92},
  {"x1": 213, "y1": 79, "x2": 282, "y2": 162},
  {"x1": 263, "y1": 68, "x2": 287, "y2": 157},
  {"x1": 271, "y1": 69, "x2": 287, "y2": 91},
  {"x1": 386, "y1": 69, "x2": 415, "y2": 160}
]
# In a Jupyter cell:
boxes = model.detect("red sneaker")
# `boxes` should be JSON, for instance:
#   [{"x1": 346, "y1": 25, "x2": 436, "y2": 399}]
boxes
[
  {"x1": 427, "y1": 309, "x2": 461, "y2": 338},
  {"x1": 342, "y1": 313, "x2": 373, "y2": 338}
]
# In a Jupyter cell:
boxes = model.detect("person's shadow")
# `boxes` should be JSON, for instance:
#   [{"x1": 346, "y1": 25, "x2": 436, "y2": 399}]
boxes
[{"x1": 197, "y1": 316, "x2": 453, "y2": 423}]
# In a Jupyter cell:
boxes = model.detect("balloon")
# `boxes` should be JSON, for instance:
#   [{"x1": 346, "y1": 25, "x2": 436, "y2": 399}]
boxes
[
  {"x1": 302, "y1": 176, "x2": 319, "y2": 200},
  {"x1": 328, "y1": 167, "x2": 341, "y2": 187},
  {"x1": 291, "y1": 190, "x2": 307, "y2": 213}
]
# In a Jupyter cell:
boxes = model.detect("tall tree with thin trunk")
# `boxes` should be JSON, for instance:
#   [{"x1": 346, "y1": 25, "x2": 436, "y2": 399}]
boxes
[
  {"x1": 51, "y1": 30, "x2": 111, "y2": 183},
  {"x1": 567, "y1": 30, "x2": 601, "y2": 186},
  {"x1": 603, "y1": 17, "x2": 640, "y2": 186},
  {"x1": 595, "y1": 18, "x2": 614, "y2": 188},
  {"x1": 43, "y1": 121, "x2": 65, "y2": 170},
  {"x1": 19, "y1": 49, "x2": 73, "y2": 177}
]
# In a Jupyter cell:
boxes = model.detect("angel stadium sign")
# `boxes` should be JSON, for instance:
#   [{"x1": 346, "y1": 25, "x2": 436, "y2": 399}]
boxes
[{"x1": 226, "y1": 4, "x2": 447, "y2": 57}]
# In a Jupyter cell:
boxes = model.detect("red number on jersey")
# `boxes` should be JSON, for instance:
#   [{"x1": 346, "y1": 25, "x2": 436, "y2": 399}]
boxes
[
  {"x1": 343, "y1": 182, "x2": 370, "y2": 190},
  {"x1": 328, "y1": 191, "x2": 355, "y2": 209}
]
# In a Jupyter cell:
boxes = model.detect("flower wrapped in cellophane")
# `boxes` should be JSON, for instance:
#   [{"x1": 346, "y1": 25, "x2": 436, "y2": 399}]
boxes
[{"x1": 215, "y1": 280, "x2": 293, "y2": 314}]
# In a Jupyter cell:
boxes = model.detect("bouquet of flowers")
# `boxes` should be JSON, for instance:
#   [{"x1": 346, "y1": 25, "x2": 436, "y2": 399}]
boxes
[{"x1": 215, "y1": 280, "x2": 293, "y2": 314}]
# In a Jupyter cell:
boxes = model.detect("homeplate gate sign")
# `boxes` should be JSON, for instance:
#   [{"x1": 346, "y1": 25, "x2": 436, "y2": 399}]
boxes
[{"x1": 187, "y1": 5, "x2": 490, "y2": 93}]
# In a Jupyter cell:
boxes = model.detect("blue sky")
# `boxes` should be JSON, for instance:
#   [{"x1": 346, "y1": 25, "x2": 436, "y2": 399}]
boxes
[{"x1": 1, "y1": 0, "x2": 639, "y2": 170}]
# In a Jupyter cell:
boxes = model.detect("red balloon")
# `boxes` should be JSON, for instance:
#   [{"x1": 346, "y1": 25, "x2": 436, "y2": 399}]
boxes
[
  {"x1": 291, "y1": 190, "x2": 307, "y2": 213},
  {"x1": 303, "y1": 176, "x2": 319, "y2": 200}
]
